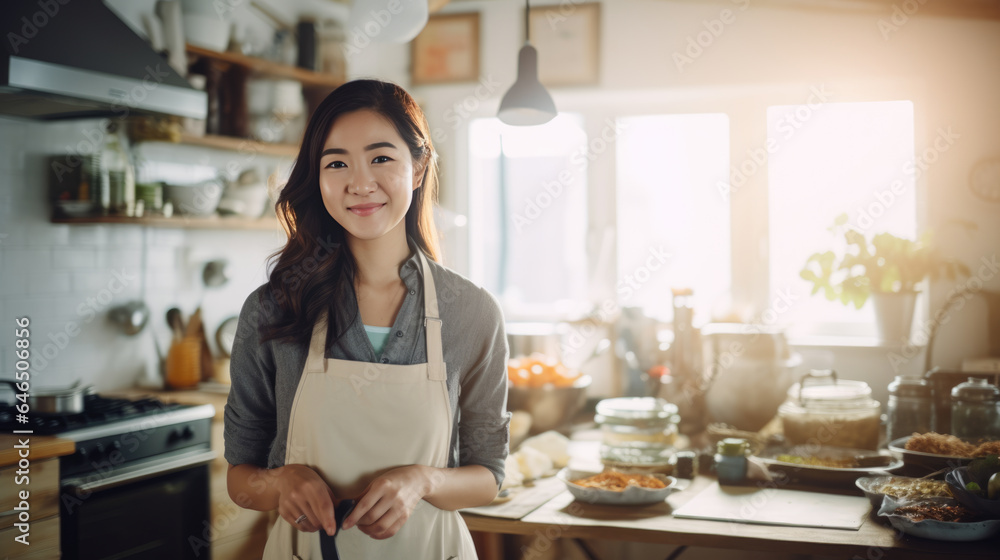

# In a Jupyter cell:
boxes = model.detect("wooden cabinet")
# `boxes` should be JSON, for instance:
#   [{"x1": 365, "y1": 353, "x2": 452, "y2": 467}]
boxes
[{"x1": 0, "y1": 438, "x2": 73, "y2": 560}]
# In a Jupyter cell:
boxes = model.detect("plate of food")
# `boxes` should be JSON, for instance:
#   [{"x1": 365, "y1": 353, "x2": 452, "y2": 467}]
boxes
[
  {"x1": 855, "y1": 475, "x2": 953, "y2": 509},
  {"x1": 877, "y1": 495, "x2": 1000, "y2": 542},
  {"x1": 888, "y1": 433, "x2": 999, "y2": 476},
  {"x1": 558, "y1": 468, "x2": 679, "y2": 505},
  {"x1": 754, "y1": 445, "x2": 902, "y2": 487}
]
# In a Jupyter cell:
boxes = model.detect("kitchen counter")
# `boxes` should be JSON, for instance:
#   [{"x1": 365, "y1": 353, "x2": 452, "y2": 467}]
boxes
[
  {"x1": 462, "y1": 474, "x2": 997, "y2": 559},
  {"x1": 0, "y1": 434, "x2": 74, "y2": 467}
]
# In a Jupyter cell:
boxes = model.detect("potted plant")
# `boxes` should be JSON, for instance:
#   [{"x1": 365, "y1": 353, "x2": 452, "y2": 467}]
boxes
[{"x1": 799, "y1": 214, "x2": 970, "y2": 343}]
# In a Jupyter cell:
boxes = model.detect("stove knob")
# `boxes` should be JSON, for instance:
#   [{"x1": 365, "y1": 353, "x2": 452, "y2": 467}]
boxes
[
  {"x1": 74, "y1": 446, "x2": 87, "y2": 464},
  {"x1": 88, "y1": 443, "x2": 105, "y2": 462},
  {"x1": 167, "y1": 429, "x2": 180, "y2": 444},
  {"x1": 181, "y1": 426, "x2": 194, "y2": 440}
]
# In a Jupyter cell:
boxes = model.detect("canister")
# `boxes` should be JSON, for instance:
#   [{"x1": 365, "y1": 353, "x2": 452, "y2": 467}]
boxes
[
  {"x1": 714, "y1": 438, "x2": 748, "y2": 484},
  {"x1": 778, "y1": 370, "x2": 881, "y2": 450},
  {"x1": 887, "y1": 375, "x2": 933, "y2": 442},
  {"x1": 951, "y1": 377, "x2": 1000, "y2": 442},
  {"x1": 595, "y1": 397, "x2": 679, "y2": 468}
]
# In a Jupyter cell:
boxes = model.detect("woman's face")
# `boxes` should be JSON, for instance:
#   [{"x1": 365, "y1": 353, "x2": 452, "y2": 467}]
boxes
[{"x1": 318, "y1": 109, "x2": 423, "y2": 241}]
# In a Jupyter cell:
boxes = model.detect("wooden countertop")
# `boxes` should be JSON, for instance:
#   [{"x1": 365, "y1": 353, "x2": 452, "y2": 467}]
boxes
[
  {"x1": 462, "y1": 438, "x2": 998, "y2": 559},
  {"x1": 463, "y1": 475, "x2": 997, "y2": 559},
  {"x1": 0, "y1": 434, "x2": 75, "y2": 467}
]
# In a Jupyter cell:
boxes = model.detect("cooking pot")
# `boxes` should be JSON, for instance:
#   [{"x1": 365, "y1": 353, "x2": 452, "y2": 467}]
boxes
[{"x1": 1, "y1": 379, "x2": 95, "y2": 414}]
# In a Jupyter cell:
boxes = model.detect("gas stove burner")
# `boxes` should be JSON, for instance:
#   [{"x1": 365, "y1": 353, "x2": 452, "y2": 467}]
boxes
[{"x1": 0, "y1": 393, "x2": 187, "y2": 436}]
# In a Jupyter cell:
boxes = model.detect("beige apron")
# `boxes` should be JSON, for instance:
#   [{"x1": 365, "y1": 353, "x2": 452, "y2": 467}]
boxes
[{"x1": 261, "y1": 250, "x2": 478, "y2": 560}]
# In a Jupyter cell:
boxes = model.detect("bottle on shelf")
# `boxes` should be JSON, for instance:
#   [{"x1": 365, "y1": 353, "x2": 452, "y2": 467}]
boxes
[{"x1": 101, "y1": 122, "x2": 136, "y2": 216}]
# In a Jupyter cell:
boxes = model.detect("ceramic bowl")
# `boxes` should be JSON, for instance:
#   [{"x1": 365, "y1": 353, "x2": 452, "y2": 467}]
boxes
[
  {"x1": 878, "y1": 496, "x2": 1000, "y2": 542},
  {"x1": 558, "y1": 467, "x2": 679, "y2": 506},
  {"x1": 945, "y1": 467, "x2": 1000, "y2": 518},
  {"x1": 855, "y1": 475, "x2": 953, "y2": 510}
]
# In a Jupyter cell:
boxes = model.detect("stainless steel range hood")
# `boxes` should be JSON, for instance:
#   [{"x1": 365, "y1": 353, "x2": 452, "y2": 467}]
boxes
[{"x1": 1, "y1": 0, "x2": 206, "y2": 120}]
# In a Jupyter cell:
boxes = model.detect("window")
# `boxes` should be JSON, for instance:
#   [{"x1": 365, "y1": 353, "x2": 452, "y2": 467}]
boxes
[
  {"x1": 767, "y1": 100, "x2": 916, "y2": 337},
  {"x1": 468, "y1": 114, "x2": 588, "y2": 318},
  {"x1": 615, "y1": 113, "x2": 731, "y2": 321}
]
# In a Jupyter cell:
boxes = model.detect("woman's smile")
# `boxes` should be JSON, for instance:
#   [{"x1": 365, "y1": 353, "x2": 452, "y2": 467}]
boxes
[{"x1": 348, "y1": 202, "x2": 387, "y2": 217}]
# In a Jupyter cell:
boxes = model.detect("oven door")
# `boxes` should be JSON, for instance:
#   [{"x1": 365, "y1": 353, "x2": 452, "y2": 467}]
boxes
[{"x1": 60, "y1": 448, "x2": 215, "y2": 560}]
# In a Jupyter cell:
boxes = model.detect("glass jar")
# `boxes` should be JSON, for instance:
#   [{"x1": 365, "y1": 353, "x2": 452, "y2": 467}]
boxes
[
  {"x1": 778, "y1": 370, "x2": 881, "y2": 450},
  {"x1": 887, "y1": 375, "x2": 933, "y2": 443},
  {"x1": 951, "y1": 377, "x2": 1000, "y2": 442},
  {"x1": 595, "y1": 397, "x2": 679, "y2": 468},
  {"x1": 714, "y1": 438, "x2": 748, "y2": 484}
]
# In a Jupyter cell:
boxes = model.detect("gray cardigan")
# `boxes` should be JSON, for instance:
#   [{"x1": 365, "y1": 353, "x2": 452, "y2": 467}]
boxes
[{"x1": 223, "y1": 249, "x2": 511, "y2": 488}]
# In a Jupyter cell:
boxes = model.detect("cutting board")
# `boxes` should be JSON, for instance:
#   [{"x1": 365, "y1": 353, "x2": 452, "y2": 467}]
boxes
[
  {"x1": 461, "y1": 476, "x2": 567, "y2": 520},
  {"x1": 672, "y1": 481, "x2": 870, "y2": 530}
]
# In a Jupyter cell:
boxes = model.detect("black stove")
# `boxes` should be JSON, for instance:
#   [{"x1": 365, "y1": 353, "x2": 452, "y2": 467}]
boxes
[
  {"x1": 2, "y1": 392, "x2": 217, "y2": 560},
  {"x1": 0, "y1": 393, "x2": 190, "y2": 435}
]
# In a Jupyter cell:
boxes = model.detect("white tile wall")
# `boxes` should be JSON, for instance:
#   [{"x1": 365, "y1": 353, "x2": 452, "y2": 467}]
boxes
[{"x1": 0, "y1": 116, "x2": 284, "y2": 391}]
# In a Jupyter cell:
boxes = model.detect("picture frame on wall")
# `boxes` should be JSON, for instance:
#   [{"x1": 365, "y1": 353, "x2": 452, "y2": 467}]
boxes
[
  {"x1": 410, "y1": 13, "x2": 481, "y2": 85},
  {"x1": 528, "y1": 2, "x2": 600, "y2": 86}
]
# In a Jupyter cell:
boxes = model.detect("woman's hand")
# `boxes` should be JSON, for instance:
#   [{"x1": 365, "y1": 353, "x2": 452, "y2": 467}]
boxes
[
  {"x1": 342, "y1": 465, "x2": 431, "y2": 540},
  {"x1": 274, "y1": 463, "x2": 338, "y2": 536}
]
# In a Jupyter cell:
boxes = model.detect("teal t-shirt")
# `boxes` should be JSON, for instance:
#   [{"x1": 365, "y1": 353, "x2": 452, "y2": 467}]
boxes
[{"x1": 363, "y1": 324, "x2": 392, "y2": 356}]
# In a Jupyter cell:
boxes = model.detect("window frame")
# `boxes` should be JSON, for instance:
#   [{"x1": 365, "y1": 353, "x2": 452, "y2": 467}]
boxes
[{"x1": 456, "y1": 79, "x2": 929, "y2": 342}]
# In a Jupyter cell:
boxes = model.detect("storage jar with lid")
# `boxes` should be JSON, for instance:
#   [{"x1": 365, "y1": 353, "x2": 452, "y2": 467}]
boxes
[
  {"x1": 778, "y1": 370, "x2": 881, "y2": 450},
  {"x1": 714, "y1": 438, "x2": 749, "y2": 484},
  {"x1": 951, "y1": 377, "x2": 1000, "y2": 442},
  {"x1": 595, "y1": 397, "x2": 679, "y2": 468},
  {"x1": 887, "y1": 375, "x2": 933, "y2": 442}
]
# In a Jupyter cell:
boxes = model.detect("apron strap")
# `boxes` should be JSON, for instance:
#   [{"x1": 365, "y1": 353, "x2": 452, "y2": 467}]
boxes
[
  {"x1": 417, "y1": 251, "x2": 446, "y2": 382},
  {"x1": 306, "y1": 309, "x2": 329, "y2": 373}
]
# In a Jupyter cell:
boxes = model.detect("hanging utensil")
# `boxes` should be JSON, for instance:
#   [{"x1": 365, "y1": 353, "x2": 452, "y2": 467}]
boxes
[{"x1": 108, "y1": 300, "x2": 151, "y2": 336}]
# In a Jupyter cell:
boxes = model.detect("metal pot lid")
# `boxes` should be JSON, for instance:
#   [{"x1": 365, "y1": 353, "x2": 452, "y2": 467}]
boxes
[
  {"x1": 951, "y1": 377, "x2": 1000, "y2": 403},
  {"x1": 595, "y1": 397, "x2": 679, "y2": 428}
]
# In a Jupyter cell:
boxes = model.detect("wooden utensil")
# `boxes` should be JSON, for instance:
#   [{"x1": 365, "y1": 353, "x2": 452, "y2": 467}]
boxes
[{"x1": 185, "y1": 308, "x2": 215, "y2": 382}]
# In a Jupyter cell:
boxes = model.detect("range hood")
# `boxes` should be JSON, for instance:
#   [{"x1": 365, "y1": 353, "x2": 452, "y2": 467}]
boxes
[{"x1": 1, "y1": 0, "x2": 206, "y2": 120}]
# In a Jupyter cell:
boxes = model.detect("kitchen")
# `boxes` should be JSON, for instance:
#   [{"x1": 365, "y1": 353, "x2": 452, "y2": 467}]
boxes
[{"x1": 1, "y1": 0, "x2": 999, "y2": 558}]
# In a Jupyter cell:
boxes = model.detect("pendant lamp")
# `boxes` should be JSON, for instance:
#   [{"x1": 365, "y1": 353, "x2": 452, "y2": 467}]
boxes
[
  {"x1": 498, "y1": 0, "x2": 557, "y2": 126},
  {"x1": 349, "y1": 0, "x2": 429, "y2": 44}
]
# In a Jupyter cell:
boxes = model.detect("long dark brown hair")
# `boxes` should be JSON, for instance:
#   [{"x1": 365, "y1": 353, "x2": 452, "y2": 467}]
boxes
[{"x1": 258, "y1": 79, "x2": 441, "y2": 347}]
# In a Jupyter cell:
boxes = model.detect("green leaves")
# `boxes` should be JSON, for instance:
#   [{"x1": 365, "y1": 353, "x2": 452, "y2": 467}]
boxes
[{"x1": 798, "y1": 218, "x2": 970, "y2": 310}]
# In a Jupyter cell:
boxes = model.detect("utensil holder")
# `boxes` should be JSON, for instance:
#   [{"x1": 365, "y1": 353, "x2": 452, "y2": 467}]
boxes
[{"x1": 166, "y1": 337, "x2": 202, "y2": 389}]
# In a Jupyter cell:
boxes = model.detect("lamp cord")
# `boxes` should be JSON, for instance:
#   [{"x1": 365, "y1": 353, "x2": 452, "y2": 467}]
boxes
[{"x1": 525, "y1": 0, "x2": 530, "y2": 43}]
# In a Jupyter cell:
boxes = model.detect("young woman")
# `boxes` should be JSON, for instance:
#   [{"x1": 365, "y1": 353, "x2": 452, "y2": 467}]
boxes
[{"x1": 224, "y1": 79, "x2": 510, "y2": 559}]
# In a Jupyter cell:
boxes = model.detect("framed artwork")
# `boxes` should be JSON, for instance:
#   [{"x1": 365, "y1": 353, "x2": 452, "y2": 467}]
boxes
[
  {"x1": 528, "y1": 2, "x2": 600, "y2": 86},
  {"x1": 411, "y1": 13, "x2": 480, "y2": 85}
]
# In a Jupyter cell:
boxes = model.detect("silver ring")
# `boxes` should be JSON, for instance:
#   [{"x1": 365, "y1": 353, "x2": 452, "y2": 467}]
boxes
[{"x1": 295, "y1": 514, "x2": 308, "y2": 524}]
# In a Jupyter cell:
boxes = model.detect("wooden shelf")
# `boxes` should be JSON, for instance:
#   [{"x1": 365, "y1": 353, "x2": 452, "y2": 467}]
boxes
[
  {"x1": 51, "y1": 214, "x2": 282, "y2": 231},
  {"x1": 177, "y1": 133, "x2": 300, "y2": 157},
  {"x1": 186, "y1": 44, "x2": 344, "y2": 89}
]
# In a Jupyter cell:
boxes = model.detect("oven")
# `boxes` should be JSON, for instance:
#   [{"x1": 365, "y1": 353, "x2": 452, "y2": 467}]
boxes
[{"x1": 1, "y1": 394, "x2": 216, "y2": 560}]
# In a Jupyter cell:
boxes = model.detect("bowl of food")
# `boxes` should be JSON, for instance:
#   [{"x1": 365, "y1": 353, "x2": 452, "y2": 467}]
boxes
[
  {"x1": 558, "y1": 468, "x2": 679, "y2": 506},
  {"x1": 855, "y1": 475, "x2": 953, "y2": 509},
  {"x1": 877, "y1": 495, "x2": 1000, "y2": 542},
  {"x1": 888, "y1": 433, "x2": 999, "y2": 476},
  {"x1": 945, "y1": 456, "x2": 1000, "y2": 518},
  {"x1": 507, "y1": 354, "x2": 591, "y2": 435}
]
